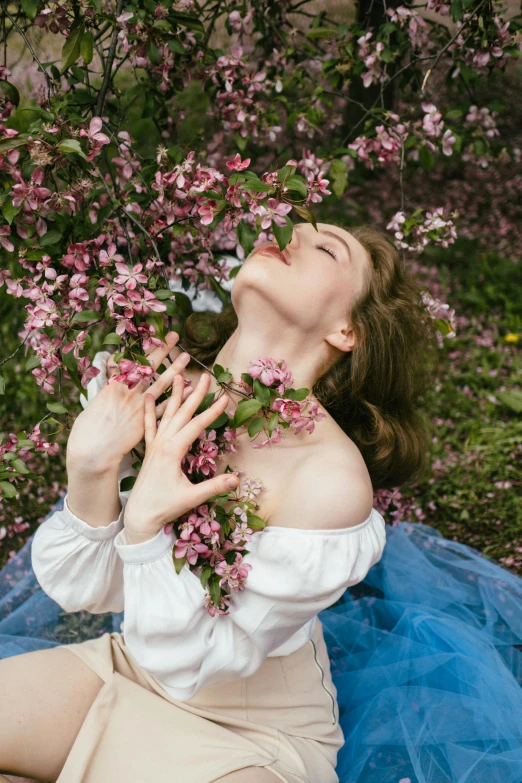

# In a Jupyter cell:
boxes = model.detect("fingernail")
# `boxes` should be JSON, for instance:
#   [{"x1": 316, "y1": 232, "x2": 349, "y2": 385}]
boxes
[{"x1": 226, "y1": 477, "x2": 238, "y2": 488}]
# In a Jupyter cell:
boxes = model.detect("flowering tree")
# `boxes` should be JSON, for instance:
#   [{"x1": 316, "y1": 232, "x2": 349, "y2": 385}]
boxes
[{"x1": 0, "y1": 0, "x2": 520, "y2": 507}]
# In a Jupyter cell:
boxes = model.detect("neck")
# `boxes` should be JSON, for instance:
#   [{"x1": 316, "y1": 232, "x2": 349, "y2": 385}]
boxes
[{"x1": 206, "y1": 324, "x2": 330, "y2": 406}]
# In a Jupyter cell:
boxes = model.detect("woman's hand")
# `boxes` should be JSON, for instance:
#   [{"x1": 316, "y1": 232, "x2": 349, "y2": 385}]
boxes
[
  {"x1": 66, "y1": 331, "x2": 194, "y2": 474},
  {"x1": 123, "y1": 371, "x2": 240, "y2": 544}
]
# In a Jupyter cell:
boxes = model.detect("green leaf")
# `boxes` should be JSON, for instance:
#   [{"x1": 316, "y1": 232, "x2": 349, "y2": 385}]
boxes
[
  {"x1": 237, "y1": 220, "x2": 257, "y2": 256},
  {"x1": 199, "y1": 565, "x2": 213, "y2": 589},
  {"x1": 277, "y1": 164, "x2": 297, "y2": 182},
  {"x1": 433, "y1": 318, "x2": 452, "y2": 336},
  {"x1": 0, "y1": 374, "x2": 5, "y2": 395},
  {"x1": 25, "y1": 355, "x2": 41, "y2": 371},
  {"x1": 246, "y1": 511, "x2": 266, "y2": 530},
  {"x1": 208, "y1": 573, "x2": 222, "y2": 606},
  {"x1": 168, "y1": 38, "x2": 186, "y2": 55},
  {"x1": 173, "y1": 553, "x2": 187, "y2": 574},
  {"x1": 253, "y1": 378, "x2": 270, "y2": 406},
  {"x1": 207, "y1": 411, "x2": 229, "y2": 430},
  {"x1": 21, "y1": 0, "x2": 38, "y2": 21},
  {"x1": 0, "y1": 80, "x2": 20, "y2": 108},
  {"x1": 285, "y1": 175, "x2": 308, "y2": 198},
  {"x1": 0, "y1": 481, "x2": 17, "y2": 499},
  {"x1": 60, "y1": 351, "x2": 84, "y2": 394},
  {"x1": 305, "y1": 26, "x2": 338, "y2": 38},
  {"x1": 120, "y1": 475, "x2": 137, "y2": 492},
  {"x1": 72, "y1": 309, "x2": 100, "y2": 323},
  {"x1": 102, "y1": 332, "x2": 122, "y2": 345},
  {"x1": 328, "y1": 158, "x2": 348, "y2": 199},
  {"x1": 58, "y1": 138, "x2": 87, "y2": 159},
  {"x1": 285, "y1": 387, "x2": 308, "y2": 401},
  {"x1": 247, "y1": 416, "x2": 265, "y2": 438},
  {"x1": 0, "y1": 136, "x2": 28, "y2": 154},
  {"x1": 134, "y1": 354, "x2": 152, "y2": 367},
  {"x1": 238, "y1": 179, "x2": 271, "y2": 193},
  {"x1": 169, "y1": 11, "x2": 205, "y2": 34},
  {"x1": 154, "y1": 289, "x2": 175, "y2": 300},
  {"x1": 60, "y1": 19, "x2": 86, "y2": 74},
  {"x1": 195, "y1": 392, "x2": 217, "y2": 415},
  {"x1": 233, "y1": 398, "x2": 263, "y2": 426},
  {"x1": 80, "y1": 30, "x2": 94, "y2": 64},
  {"x1": 71, "y1": 65, "x2": 85, "y2": 82},
  {"x1": 46, "y1": 402, "x2": 69, "y2": 414},
  {"x1": 272, "y1": 215, "x2": 294, "y2": 251},
  {"x1": 15, "y1": 439, "x2": 34, "y2": 448},
  {"x1": 148, "y1": 40, "x2": 160, "y2": 65},
  {"x1": 267, "y1": 411, "x2": 279, "y2": 435},
  {"x1": 2, "y1": 198, "x2": 22, "y2": 225},
  {"x1": 496, "y1": 389, "x2": 522, "y2": 414},
  {"x1": 419, "y1": 145, "x2": 434, "y2": 172},
  {"x1": 40, "y1": 229, "x2": 63, "y2": 246},
  {"x1": 12, "y1": 458, "x2": 30, "y2": 475}
]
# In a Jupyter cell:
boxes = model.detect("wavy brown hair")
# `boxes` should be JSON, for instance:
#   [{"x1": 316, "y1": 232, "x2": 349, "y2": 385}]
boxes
[{"x1": 181, "y1": 222, "x2": 440, "y2": 491}]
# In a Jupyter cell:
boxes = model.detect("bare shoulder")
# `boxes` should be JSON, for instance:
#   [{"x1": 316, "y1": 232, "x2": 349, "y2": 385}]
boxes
[{"x1": 267, "y1": 434, "x2": 374, "y2": 531}]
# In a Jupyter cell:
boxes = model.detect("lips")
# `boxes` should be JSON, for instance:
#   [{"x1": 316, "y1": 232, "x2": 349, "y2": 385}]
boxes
[{"x1": 256, "y1": 243, "x2": 291, "y2": 265}]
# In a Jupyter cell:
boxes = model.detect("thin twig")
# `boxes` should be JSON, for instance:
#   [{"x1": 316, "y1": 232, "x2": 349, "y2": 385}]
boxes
[
  {"x1": 95, "y1": 0, "x2": 125, "y2": 116},
  {"x1": 0, "y1": 333, "x2": 30, "y2": 368},
  {"x1": 3, "y1": 7, "x2": 55, "y2": 100}
]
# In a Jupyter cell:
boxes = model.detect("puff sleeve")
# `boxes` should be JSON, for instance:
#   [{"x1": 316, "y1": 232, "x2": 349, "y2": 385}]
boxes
[
  {"x1": 31, "y1": 492, "x2": 127, "y2": 613},
  {"x1": 113, "y1": 511, "x2": 387, "y2": 700}
]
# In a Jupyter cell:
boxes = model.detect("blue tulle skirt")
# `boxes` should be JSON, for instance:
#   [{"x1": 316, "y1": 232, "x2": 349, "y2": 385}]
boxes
[{"x1": 1, "y1": 496, "x2": 521, "y2": 783}]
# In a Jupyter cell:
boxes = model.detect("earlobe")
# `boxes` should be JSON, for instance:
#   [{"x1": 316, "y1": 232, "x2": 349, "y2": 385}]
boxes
[{"x1": 325, "y1": 327, "x2": 356, "y2": 354}]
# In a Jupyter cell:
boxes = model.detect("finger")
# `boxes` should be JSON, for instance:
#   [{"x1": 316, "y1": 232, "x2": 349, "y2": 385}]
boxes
[
  {"x1": 189, "y1": 471, "x2": 240, "y2": 509},
  {"x1": 144, "y1": 393, "x2": 158, "y2": 448},
  {"x1": 175, "y1": 391, "x2": 230, "y2": 452},
  {"x1": 106, "y1": 355, "x2": 119, "y2": 379},
  {"x1": 155, "y1": 384, "x2": 193, "y2": 418},
  {"x1": 146, "y1": 350, "x2": 191, "y2": 400},
  {"x1": 168, "y1": 371, "x2": 213, "y2": 434},
  {"x1": 158, "y1": 373, "x2": 185, "y2": 429},
  {"x1": 145, "y1": 331, "x2": 180, "y2": 371}
]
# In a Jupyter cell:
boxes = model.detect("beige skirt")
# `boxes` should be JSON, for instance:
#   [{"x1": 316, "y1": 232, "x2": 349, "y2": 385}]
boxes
[{"x1": 57, "y1": 617, "x2": 345, "y2": 783}]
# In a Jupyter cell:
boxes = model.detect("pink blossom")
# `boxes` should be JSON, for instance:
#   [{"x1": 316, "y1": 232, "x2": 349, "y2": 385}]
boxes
[
  {"x1": 226, "y1": 153, "x2": 251, "y2": 171},
  {"x1": 252, "y1": 427, "x2": 283, "y2": 449},
  {"x1": 253, "y1": 197, "x2": 292, "y2": 230},
  {"x1": 10, "y1": 167, "x2": 51, "y2": 211},
  {"x1": 107, "y1": 359, "x2": 154, "y2": 390},
  {"x1": 174, "y1": 532, "x2": 211, "y2": 565},
  {"x1": 248, "y1": 357, "x2": 292, "y2": 389},
  {"x1": 271, "y1": 397, "x2": 303, "y2": 422},
  {"x1": 0, "y1": 225, "x2": 14, "y2": 252},
  {"x1": 78, "y1": 356, "x2": 101, "y2": 388},
  {"x1": 215, "y1": 552, "x2": 252, "y2": 591},
  {"x1": 114, "y1": 262, "x2": 148, "y2": 290}
]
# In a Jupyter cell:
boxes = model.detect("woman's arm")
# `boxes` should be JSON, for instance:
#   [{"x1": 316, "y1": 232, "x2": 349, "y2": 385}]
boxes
[
  {"x1": 113, "y1": 494, "x2": 386, "y2": 700},
  {"x1": 30, "y1": 334, "x2": 193, "y2": 611}
]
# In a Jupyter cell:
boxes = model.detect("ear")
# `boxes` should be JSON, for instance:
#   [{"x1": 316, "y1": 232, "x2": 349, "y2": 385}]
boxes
[{"x1": 325, "y1": 325, "x2": 357, "y2": 354}]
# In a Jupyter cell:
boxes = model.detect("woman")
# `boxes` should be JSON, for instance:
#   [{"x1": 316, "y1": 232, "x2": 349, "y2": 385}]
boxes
[{"x1": 1, "y1": 222, "x2": 520, "y2": 783}]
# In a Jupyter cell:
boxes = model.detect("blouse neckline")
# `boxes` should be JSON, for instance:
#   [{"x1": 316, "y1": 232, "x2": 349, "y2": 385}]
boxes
[{"x1": 260, "y1": 507, "x2": 379, "y2": 536}]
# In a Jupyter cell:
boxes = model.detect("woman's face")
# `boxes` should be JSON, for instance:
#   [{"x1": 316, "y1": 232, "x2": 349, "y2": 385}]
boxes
[{"x1": 232, "y1": 222, "x2": 371, "y2": 343}]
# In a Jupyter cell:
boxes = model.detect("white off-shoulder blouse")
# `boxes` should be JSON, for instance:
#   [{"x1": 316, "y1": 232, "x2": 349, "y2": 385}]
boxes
[{"x1": 30, "y1": 351, "x2": 387, "y2": 701}]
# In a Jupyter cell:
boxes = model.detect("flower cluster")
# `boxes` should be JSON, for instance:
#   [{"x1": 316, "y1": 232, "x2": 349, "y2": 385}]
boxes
[{"x1": 143, "y1": 357, "x2": 327, "y2": 616}]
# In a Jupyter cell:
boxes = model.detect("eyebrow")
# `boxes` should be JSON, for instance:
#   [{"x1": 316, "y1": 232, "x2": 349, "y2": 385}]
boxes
[{"x1": 320, "y1": 230, "x2": 352, "y2": 263}]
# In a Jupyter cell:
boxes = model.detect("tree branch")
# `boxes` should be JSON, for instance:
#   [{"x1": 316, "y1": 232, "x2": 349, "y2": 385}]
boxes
[{"x1": 95, "y1": 0, "x2": 125, "y2": 117}]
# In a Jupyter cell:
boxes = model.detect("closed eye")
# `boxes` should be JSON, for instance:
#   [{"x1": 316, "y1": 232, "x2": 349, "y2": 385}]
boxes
[{"x1": 316, "y1": 244, "x2": 338, "y2": 260}]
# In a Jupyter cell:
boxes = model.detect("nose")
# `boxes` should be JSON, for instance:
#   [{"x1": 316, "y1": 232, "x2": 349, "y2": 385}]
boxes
[{"x1": 287, "y1": 225, "x2": 301, "y2": 254}]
